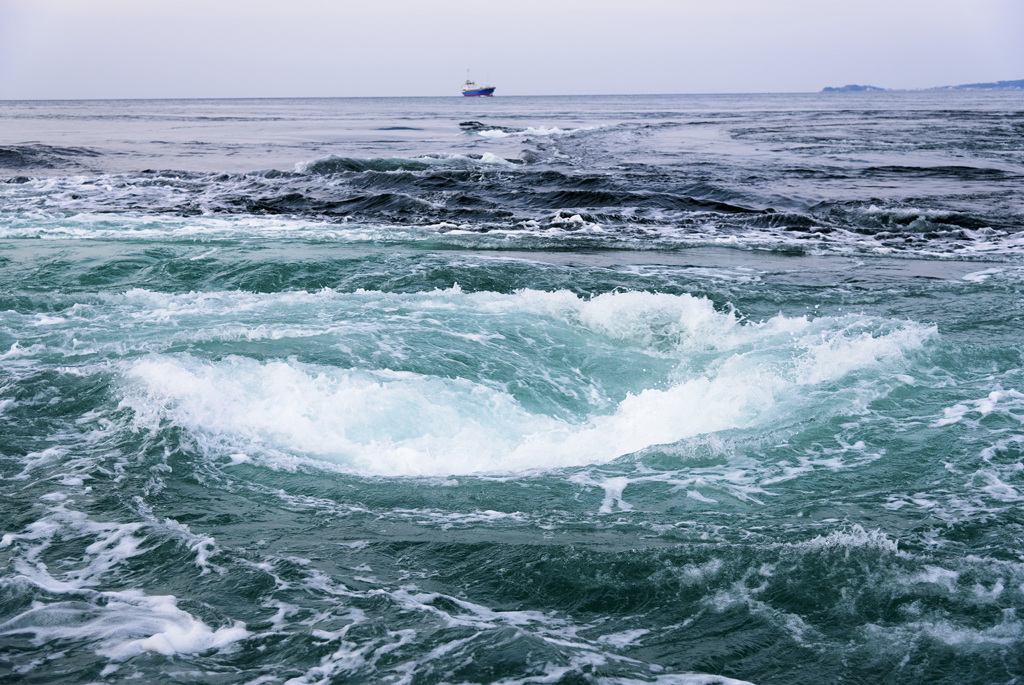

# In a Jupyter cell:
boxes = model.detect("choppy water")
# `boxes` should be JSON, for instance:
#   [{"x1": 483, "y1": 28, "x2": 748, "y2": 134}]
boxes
[{"x1": 2, "y1": 93, "x2": 1024, "y2": 684}]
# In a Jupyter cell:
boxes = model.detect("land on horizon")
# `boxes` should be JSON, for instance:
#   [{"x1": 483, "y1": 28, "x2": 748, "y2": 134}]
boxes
[{"x1": 823, "y1": 78, "x2": 1024, "y2": 93}]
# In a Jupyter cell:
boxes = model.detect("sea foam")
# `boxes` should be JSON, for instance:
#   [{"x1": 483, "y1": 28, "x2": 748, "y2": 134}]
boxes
[
  {"x1": 116, "y1": 289, "x2": 932, "y2": 477},
  {"x1": 0, "y1": 502, "x2": 249, "y2": 664}
]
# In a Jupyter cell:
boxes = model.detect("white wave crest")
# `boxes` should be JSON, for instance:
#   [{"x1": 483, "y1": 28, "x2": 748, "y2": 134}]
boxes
[
  {"x1": 475, "y1": 126, "x2": 591, "y2": 139},
  {"x1": 115, "y1": 289, "x2": 932, "y2": 477}
]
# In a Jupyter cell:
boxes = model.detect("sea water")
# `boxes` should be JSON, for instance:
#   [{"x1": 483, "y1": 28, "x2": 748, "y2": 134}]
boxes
[{"x1": 1, "y1": 93, "x2": 1023, "y2": 684}]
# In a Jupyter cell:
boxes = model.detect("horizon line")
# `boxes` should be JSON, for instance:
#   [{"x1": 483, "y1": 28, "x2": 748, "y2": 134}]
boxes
[{"x1": 2, "y1": 89, "x2": 1018, "y2": 103}]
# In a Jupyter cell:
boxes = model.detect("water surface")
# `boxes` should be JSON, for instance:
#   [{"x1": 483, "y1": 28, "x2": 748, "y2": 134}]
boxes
[{"x1": 2, "y1": 93, "x2": 1023, "y2": 684}]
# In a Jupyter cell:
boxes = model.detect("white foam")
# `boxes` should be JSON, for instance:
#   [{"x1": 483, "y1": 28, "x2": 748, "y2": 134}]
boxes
[
  {"x1": 2, "y1": 201, "x2": 1019, "y2": 259},
  {"x1": 0, "y1": 592, "x2": 250, "y2": 661},
  {"x1": 111, "y1": 288, "x2": 931, "y2": 477},
  {"x1": 679, "y1": 559, "x2": 725, "y2": 585},
  {"x1": 227, "y1": 452, "x2": 252, "y2": 466},
  {"x1": 388, "y1": 586, "x2": 556, "y2": 630},
  {"x1": 189, "y1": 247, "x2": 219, "y2": 261},
  {"x1": 934, "y1": 388, "x2": 1024, "y2": 427},
  {"x1": 0, "y1": 212, "x2": 339, "y2": 242},
  {"x1": 973, "y1": 470, "x2": 1022, "y2": 502},
  {"x1": 9, "y1": 447, "x2": 67, "y2": 481},
  {"x1": 863, "y1": 610, "x2": 1023, "y2": 648},
  {"x1": 598, "y1": 676, "x2": 756, "y2": 685},
  {"x1": 596, "y1": 628, "x2": 650, "y2": 647},
  {"x1": 158, "y1": 519, "x2": 223, "y2": 575},
  {"x1": 596, "y1": 477, "x2": 634, "y2": 514},
  {"x1": 910, "y1": 565, "x2": 960, "y2": 593},
  {"x1": 799, "y1": 525, "x2": 899, "y2": 554},
  {"x1": 0, "y1": 503, "x2": 249, "y2": 662},
  {"x1": 474, "y1": 125, "x2": 591, "y2": 139},
  {"x1": 113, "y1": 351, "x2": 780, "y2": 476},
  {"x1": 99, "y1": 601, "x2": 249, "y2": 659},
  {"x1": 962, "y1": 268, "x2": 1004, "y2": 282},
  {"x1": 480, "y1": 152, "x2": 514, "y2": 166},
  {"x1": 293, "y1": 152, "x2": 514, "y2": 173},
  {"x1": 2, "y1": 341, "x2": 45, "y2": 359},
  {"x1": 389, "y1": 508, "x2": 527, "y2": 530},
  {"x1": 973, "y1": 578, "x2": 1005, "y2": 601}
]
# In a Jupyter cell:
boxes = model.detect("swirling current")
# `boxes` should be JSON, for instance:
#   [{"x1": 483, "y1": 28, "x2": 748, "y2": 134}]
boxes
[{"x1": 1, "y1": 93, "x2": 1023, "y2": 684}]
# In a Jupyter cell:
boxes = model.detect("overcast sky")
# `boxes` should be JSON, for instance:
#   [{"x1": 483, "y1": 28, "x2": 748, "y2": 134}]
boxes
[{"x1": 0, "y1": 0, "x2": 1021, "y2": 99}]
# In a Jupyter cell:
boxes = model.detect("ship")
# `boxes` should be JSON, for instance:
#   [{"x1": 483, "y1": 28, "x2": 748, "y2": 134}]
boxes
[{"x1": 461, "y1": 72, "x2": 495, "y2": 97}]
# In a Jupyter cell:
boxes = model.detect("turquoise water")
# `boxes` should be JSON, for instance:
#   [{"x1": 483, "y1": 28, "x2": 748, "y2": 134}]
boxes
[{"x1": 2, "y1": 94, "x2": 1024, "y2": 684}]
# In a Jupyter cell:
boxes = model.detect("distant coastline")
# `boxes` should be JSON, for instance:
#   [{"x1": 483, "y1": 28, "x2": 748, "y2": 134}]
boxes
[{"x1": 823, "y1": 78, "x2": 1024, "y2": 93}]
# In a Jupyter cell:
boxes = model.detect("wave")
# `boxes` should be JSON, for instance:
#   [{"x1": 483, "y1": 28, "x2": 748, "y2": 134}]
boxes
[
  {"x1": 0, "y1": 498, "x2": 249, "y2": 663},
  {"x1": 0, "y1": 143, "x2": 102, "y2": 170},
  {"x1": 2, "y1": 136, "x2": 1021, "y2": 259},
  {"x1": 3, "y1": 208, "x2": 1024, "y2": 261},
  {"x1": 111, "y1": 287, "x2": 934, "y2": 477},
  {"x1": 296, "y1": 152, "x2": 516, "y2": 175},
  {"x1": 474, "y1": 126, "x2": 595, "y2": 139},
  {"x1": 860, "y1": 165, "x2": 1021, "y2": 181}
]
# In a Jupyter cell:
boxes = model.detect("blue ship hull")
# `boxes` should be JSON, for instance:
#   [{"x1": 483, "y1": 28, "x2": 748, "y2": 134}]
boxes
[{"x1": 462, "y1": 87, "x2": 495, "y2": 97}]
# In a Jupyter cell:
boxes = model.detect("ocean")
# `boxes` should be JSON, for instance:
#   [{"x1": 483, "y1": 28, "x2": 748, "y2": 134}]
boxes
[{"x1": 1, "y1": 92, "x2": 1023, "y2": 684}]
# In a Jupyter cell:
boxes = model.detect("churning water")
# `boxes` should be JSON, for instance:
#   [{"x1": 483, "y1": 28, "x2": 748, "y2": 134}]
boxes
[{"x1": 2, "y1": 93, "x2": 1024, "y2": 684}]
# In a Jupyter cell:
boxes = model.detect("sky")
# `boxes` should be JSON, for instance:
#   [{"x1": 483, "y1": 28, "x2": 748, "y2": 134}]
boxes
[{"x1": 0, "y1": 0, "x2": 1021, "y2": 99}]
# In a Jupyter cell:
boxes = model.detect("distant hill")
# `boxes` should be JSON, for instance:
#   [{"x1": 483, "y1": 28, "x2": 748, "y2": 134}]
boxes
[
  {"x1": 822, "y1": 79, "x2": 1023, "y2": 93},
  {"x1": 928, "y1": 79, "x2": 1024, "y2": 91},
  {"x1": 822, "y1": 84, "x2": 886, "y2": 93}
]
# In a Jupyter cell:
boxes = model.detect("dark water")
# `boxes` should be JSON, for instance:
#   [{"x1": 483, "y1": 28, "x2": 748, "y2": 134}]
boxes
[{"x1": 2, "y1": 93, "x2": 1024, "y2": 684}]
